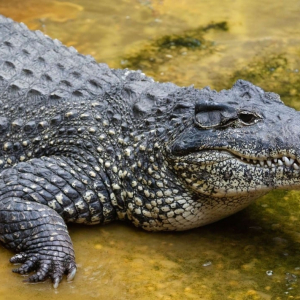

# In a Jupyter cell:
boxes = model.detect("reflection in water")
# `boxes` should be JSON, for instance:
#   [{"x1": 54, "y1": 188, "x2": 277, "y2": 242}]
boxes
[{"x1": 1, "y1": 0, "x2": 300, "y2": 299}]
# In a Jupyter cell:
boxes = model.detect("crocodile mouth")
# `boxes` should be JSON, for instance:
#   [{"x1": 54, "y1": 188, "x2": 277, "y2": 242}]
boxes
[
  {"x1": 175, "y1": 149, "x2": 300, "y2": 171},
  {"x1": 228, "y1": 150, "x2": 300, "y2": 171},
  {"x1": 237, "y1": 155, "x2": 300, "y2": 170}
]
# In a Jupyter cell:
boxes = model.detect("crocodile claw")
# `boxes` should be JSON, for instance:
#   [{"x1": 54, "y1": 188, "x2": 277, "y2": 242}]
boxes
[{"x1": 67, "y1": 265, "x2": 77, "y2": 281}]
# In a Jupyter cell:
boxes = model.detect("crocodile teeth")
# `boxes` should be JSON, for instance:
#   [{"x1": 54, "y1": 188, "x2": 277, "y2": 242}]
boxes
[
  {"x1": 282, "y1": 156, "x2": 291, "y2": 166},
  {"x1": 239, "y1": 154, "x2": 300, "y2": 171}
]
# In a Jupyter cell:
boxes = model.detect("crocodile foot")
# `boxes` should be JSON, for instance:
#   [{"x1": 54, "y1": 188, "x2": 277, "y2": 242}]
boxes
[
  {"x1": 0, "y1": 197, "x2": 77, "y2": 288},
  {"x1": 10, "y1": 252, "x2": 76, "y2": 288}
]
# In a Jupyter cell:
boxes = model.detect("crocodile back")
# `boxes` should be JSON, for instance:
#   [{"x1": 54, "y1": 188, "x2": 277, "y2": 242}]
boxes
[{"x1": 0, "y1": 15, "x2": 119, "y2": 108}]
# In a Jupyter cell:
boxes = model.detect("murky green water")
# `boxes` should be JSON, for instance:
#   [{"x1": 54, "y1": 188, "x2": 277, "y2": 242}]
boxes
[{"x1": 1, "y1": 0, "x2": 300, "y2": 299}]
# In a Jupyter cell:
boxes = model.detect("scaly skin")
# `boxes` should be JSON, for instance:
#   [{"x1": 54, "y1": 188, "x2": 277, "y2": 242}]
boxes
[{"x1": 0, "y1": 15, "x2": 300, "y2": 287}]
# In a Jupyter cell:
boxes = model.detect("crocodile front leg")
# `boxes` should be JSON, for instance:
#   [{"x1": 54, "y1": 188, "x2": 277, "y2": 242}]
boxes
[
  {"x1": 0, "y1": 198, "x2": 76, "y2": 287},
  {"x1": 0, "y1": 156, "x2": 114, "y2": 287}
]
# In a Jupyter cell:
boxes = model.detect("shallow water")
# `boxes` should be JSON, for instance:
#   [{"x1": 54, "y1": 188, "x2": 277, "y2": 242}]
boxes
[{"x1": 1, "y1": 0, "x2": 300, "y2": 299}]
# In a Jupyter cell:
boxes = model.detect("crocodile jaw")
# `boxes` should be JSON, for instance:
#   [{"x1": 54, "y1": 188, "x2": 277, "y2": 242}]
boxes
[{"x1": 170, "y1": 149, "x2": 300, "y2": 199}]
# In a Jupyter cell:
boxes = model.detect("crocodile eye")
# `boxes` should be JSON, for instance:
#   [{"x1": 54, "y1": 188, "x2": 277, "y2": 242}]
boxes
[{"x1": 238, "y1": 111, "x2": 260, "y2": 124}]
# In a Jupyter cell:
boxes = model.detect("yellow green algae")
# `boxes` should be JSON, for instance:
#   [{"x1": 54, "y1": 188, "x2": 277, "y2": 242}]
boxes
[
  {"x1": 0, "y1": 0, "x2": 300, "y2": 299},
  {"x1": 120, "y1": 21, "x2": 228, "y2": 73}
]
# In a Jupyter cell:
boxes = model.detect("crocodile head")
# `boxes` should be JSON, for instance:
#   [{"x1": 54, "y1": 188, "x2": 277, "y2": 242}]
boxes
[{"x1": 166, "y1": 80, "x2": 300, "y2": 212}]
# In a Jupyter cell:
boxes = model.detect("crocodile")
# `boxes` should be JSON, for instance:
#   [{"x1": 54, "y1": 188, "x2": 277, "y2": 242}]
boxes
[{"x1": 0, "y1": 14, "x2": 300, "y2": 288}]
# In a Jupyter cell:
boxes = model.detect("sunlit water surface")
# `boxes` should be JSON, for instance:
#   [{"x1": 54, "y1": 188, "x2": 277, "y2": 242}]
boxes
[{"x1": 1, "y1": 0, "x2": 300, "y2": 299}]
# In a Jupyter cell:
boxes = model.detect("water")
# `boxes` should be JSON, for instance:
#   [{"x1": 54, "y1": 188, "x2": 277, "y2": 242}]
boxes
[{"x1": 1, "y1": 0, "x2": 300, "y2": 299}]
